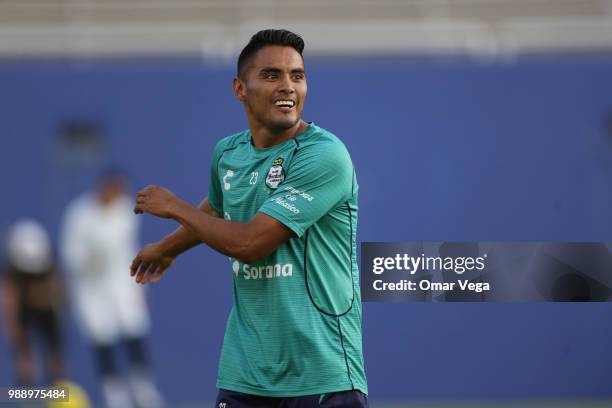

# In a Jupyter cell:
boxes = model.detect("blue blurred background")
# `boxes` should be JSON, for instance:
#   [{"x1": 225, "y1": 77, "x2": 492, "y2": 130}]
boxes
[{"x1": 1, "y1": 1, "x2": 612, "y2": 406}]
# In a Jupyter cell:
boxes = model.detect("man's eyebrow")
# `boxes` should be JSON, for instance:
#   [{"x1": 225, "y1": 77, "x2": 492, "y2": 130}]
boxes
[
  {"x1": 259, "y1": 67, "x2": 305, "y2": 74},
  {"x1": 259, "y1": 67, "x2": 281, "y2": 74}
]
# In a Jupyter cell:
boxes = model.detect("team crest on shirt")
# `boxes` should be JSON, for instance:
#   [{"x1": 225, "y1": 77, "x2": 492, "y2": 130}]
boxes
[{"x1": 265, "y1": 157, "x2": 285, "y2": 189}]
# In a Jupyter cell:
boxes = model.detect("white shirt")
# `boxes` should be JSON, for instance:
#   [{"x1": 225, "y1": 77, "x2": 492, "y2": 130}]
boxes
[{"x1": 60, "y1": 193, "x2": 150, "y2": 344}]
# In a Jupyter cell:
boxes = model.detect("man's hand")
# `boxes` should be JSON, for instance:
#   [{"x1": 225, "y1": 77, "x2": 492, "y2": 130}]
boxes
[
  {"x1": 134, "y1": 185, "x2": 184, "y2": 219},
  {"x1": 130, "y1": 243, "x2": 176, "y2": 284}
]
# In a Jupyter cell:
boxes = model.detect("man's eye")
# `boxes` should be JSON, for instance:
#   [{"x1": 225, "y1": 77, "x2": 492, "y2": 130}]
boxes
[
  {"x1": 292, "y1": 74, "x2": 304, "y2": 80},
  {"x1": 264, "y1": 73, "x2": 278, "y2": 79}
]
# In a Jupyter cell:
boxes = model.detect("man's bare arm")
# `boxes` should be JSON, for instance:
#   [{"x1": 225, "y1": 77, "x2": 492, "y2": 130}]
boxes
[
  {"x1": 157, "y1": 197, "x2": 220, "y2": 257},
  {"x1": 130, "y1": 197, "x2": 223, "y2": 284},
  {"x1": 171, "y1": 204, "x2": 292, "y2": 265},
  {"x1": 133, "y1": 185, "x2": 293, "y2": 269}
]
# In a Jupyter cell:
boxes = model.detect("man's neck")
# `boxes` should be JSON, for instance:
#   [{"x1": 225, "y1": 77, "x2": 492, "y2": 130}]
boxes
[{"x1": 250, "y1": 120, "x2": 308, "y2": 149}]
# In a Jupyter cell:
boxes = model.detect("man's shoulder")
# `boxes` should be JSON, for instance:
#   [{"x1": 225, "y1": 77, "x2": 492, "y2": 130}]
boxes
[
  {"x1": 297, "y1": 125, "x2": 352, "y2": 162},
  {"x1": 214, "y1": 130, "x2": 250, "y2": 155}
]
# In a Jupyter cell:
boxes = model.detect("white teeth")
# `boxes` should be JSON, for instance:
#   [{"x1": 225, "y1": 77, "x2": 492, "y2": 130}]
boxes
[{"x1": 275, "y1": 100, "x2": 294, "y2": 107}]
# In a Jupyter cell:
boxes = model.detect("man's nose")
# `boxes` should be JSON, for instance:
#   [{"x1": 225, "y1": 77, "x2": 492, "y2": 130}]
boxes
[{"x1": 277, "y1": 74, "x2": 295, "y2": 94}]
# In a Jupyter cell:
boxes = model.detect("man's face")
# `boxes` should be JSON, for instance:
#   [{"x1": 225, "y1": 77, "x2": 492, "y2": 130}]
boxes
[
  {"x1": 235, "y1": 45, "x2": 307, "y2": 133},
  {"x1": 99, "y1": 177, "x2": 126, "y2": 206}
]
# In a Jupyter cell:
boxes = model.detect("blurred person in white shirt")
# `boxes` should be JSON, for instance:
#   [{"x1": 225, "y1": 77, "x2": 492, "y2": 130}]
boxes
[{"x1": 60, "y1": 169, "x2": 163, "y2": 408}]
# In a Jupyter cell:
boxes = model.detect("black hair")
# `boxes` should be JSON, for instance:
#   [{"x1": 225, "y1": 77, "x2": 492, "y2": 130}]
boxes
[{"x1": 237, "y1": 29, "x2": 305, "y2": 79}]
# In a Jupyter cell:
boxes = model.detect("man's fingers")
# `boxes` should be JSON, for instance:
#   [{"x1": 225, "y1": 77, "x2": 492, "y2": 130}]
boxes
[
  {"x1": 133, "y1": 203, "x2": 144, "y2": 214},
  {"x1": 130, "y1": 256, "x2": 142, "y2": 276},
  {"x1": 151, "y1": 267, "x2": 167, "y2": 283},
  {"x1": 136, "y1": 188, "x2": 150, "y2": 197},
  {"x1": 134, "y1": 190, "x2": 148, "y2": 214},
  {"x1": 139, "y1": 263, "x2": 158, "y2": 285},
  {"x1": 131, "y1": 259, "x2": 171, "y2": 285},
  {"x1": 138, "y1": 185, "x2": 156, "y2": 195},
  {"x1": 135, "y1": 262, "x2": 150, "y2": 283}
]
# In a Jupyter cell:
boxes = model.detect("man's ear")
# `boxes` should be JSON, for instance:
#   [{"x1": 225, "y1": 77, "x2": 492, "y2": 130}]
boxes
[{"x1": 233, "y1": 77, "x2": 246, "y2": 102}]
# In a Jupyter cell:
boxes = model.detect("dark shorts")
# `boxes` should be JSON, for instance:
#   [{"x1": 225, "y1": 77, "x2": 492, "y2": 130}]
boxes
[
  {"x1": 17, "y1": 307, "x2": 61, "y2": 353},
  {"x1": 215, "y1": 389, "x2": 368, "y2": 408}
]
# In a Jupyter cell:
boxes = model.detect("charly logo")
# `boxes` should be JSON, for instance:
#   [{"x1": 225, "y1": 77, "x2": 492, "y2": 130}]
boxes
[
  {"x1": 223, "y1": 169, "x2": 234, "y2": 191},
  {"x1": 265, "y1": 157, "x2": 285, "y2": 189}
]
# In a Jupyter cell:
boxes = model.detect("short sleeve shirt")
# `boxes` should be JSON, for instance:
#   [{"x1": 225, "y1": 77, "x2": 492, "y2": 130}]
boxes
[{"x1": 209, "y1": 123, "x2": 367, "y2": 397}]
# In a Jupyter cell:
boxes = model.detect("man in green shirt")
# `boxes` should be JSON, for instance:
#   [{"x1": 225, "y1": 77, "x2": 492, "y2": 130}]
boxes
[{"x1": 131, "y1": 29, "x2": 367, "y2": 407}]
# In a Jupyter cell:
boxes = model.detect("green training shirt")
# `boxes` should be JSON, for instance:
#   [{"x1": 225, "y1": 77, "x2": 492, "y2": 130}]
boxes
[{"x1": 207, "y1": 123, "x2": 367, "y2": 397}]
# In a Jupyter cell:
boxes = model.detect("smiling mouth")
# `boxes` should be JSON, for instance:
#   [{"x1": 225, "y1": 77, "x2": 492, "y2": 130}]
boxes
[{"x1": 274, "y1": 100, "x2": 295, "y2": 108}]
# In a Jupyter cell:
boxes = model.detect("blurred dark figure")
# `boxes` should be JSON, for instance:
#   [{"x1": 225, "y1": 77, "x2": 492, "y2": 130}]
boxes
[
  {"x1": 532, "y1": 243, "x2": 612, "y2": 301},
  {"x1": 60, "y1": 170, "x2": 163, "y2": 408},
  {"x1": 0, "y1": 218, "x2": 64, "y2": 385}
]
